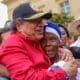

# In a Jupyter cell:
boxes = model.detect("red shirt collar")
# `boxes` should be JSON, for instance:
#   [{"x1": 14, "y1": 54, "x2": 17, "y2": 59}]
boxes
[{"x1": 11, "y1": 32, "x2": 39, "y2": 47}]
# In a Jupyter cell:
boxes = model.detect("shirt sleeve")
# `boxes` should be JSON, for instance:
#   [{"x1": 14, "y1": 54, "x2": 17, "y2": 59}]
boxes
[{"x1": 1, "y1": 44, "x2": 66, "y2": 80}]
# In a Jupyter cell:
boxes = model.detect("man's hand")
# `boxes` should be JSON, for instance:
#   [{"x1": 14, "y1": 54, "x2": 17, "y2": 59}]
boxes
[
  {"x1": 64, "y1": 59, "x2": 78, "y2": 78},
  {"x1": 59, "y1": 48, "x2": 74, "y2": 61},
  {"x1": 76, "y1": 59, "x2": 80, "y2": 67},
  {"x1": 0, "y1": 64, "x2": 10, "y2": 77}
]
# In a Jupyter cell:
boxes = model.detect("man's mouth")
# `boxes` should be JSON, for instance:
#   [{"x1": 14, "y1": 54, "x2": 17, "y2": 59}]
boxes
[{"x1": 37, "y1": 31, "x2": 43, "y2": 35}]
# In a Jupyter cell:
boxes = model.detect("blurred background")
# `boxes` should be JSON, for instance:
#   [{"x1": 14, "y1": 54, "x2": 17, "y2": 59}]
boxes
[{"x1": 0, "y1": 0, "x2": 80, "y2": 36}]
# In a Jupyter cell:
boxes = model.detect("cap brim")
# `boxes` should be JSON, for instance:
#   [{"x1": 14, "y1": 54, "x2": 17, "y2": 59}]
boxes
[{"x1": 23, "y1": 12, "x2": 52, "y2": 20}]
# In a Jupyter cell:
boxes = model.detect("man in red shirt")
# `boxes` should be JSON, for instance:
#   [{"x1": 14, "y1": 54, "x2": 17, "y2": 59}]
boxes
[{"x1": 0, "y1": 3, "x2": 77, "y2": 80}]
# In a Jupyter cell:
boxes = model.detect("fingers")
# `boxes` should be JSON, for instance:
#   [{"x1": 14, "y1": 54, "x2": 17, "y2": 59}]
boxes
[
  {"x1": 59, "y1": 48, "x2": 74, "y2": 61},
  {"x1": 59, "y1": 48, "x2": 67, "y2": 60},
  {"x1": 64, "y1": 61, "x2": 78, "y2": 77},
  {"x1": 64, "y1": 55, "x2": 70, "y2": 61},
  {"x1": 0, "y1": 65, "x2": 10, "y2": 77},
  {"x1": 76, "y1": 60, "x2": 80, "y2": 67},
  {"x1": 70, "y1": 59, "x2": 77, "y2": 64},
  {"x1": 68, "y1": 59, "x2": 78, "y2": 69}
]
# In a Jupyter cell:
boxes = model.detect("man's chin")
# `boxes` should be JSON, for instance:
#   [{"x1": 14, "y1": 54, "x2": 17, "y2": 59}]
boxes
[{"x1": 36, "y1": 35, "x2": 43, "y2": 40}]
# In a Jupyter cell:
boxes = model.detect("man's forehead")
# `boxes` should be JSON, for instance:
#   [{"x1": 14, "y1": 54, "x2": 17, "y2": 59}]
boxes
[
  {"x1": 26, "y1": 19, "x2": 44, "y2": 24},
  {"x1": 28, "y1": 18, "x2": 43, "y2": 22}
]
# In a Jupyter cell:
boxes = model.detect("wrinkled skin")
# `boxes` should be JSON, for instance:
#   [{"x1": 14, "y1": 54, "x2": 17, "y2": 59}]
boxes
[
  {"x1": 16, "y1": 19, "x2": 44, "y2": 41},
  {"x1": 59, "y1": 48, "x2": 74, "y2": 62},
  {"x1": 64, "y1": 59, "x2": 77, "y2": 78},
  {"x1": 41, "y1": 32, "x2": 74, "y2": 62},
  {"x1": 41, "y1": 32, "x2": 60, "y2": 63},
  {"x1": 41, "y1": 32, "x2": 77, "y2": 78}
]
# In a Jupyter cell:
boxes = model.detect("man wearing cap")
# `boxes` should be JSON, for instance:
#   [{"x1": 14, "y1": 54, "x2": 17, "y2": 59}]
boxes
[{"x1": 0, "y1": 3, "x2": 77, "y2": 80}]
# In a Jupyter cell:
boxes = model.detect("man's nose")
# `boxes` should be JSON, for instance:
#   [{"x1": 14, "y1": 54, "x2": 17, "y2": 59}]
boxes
[{"x1": 46, "y1": 41, "x2": 50, "y2": 46}]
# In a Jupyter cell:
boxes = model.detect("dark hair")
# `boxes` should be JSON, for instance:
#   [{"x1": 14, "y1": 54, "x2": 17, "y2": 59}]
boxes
[
  {"x1": 58, "y1": 24, "x2": 70, "y2": 38},
  {"x1": 76, "y1": 24, "x2": 80, "y2": 29},
  {"x1": 5, "y1": 20, "x2": 22, "y2": 32},
  {"x1": 69, "y1": 47, "x2": 80, "y2": 59},
  {"x1": 12, "y1": 21, "x2": 17, "y2": 32},
  {"x1": 0, "y1": 20, "x2": 13, "y2": 34},
  {"x1": 0, "y1": 32, "x2": 3, "y2": 44},
  {"x1": 0, "y1": 20, "x2": 14, "y2": 44},
  {"x1": 4, "y1": 20, "x2": 13, "y2": 32},
  {"x1": 12, "y1": 19, "x2": 25, "y2": 32},
  {"x1": 5, "y1": 19, "x2": 23, "y2": 32}
]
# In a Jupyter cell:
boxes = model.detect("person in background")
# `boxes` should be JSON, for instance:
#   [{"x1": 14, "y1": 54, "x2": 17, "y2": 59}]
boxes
[
  {"x1": 76, "y1": 24, "x2": 80, "y2": 34},
  {"x1": 0, "y1": 20, "x2": 13, "y2": 46},
  {"x1": 58, "y1": 24, "x2": 70, "y2": 48},
  {"x1": 0, "y1": 3, "x2": 78, "y2": 80},
  {"x1": 41, "y1": 22, "x2": 74, "y2": 62},
  {"x1": 57, "y1": 24, "x2": 76, "y2": 61},
  {"x1": 41, "y1": 21, "x2": 79, "y2": 80},
  {"x1": 69, "y1": 24, "x2": 80, "y2": 59},
  {"x1": 68, "y1": 32, "x2": 75, "y2": 46},
  {"x1": 0, "y1": 20, "x2": 13, "y2": 80},
  {"x1": 69, "y1": 24, "x2": 80, "y2": 80}
]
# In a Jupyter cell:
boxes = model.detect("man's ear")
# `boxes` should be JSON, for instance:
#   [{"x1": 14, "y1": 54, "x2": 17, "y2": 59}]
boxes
[{"x1": 14, "y1": 21, "x2": 22, "y2": 32}]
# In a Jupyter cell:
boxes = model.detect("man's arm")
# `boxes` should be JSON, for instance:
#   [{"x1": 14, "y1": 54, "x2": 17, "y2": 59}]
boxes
[{"x1": 1, "y1": 45, "x2": 66, "y2": 80}]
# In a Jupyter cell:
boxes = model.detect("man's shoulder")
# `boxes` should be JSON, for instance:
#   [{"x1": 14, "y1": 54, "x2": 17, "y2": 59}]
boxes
[{"x1": 2, "y1": 33, "x2": 22, "y2": 47}]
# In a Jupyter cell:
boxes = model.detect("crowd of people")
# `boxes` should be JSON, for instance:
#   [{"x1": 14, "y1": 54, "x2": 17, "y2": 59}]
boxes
[{"x1": 0, "y1": 2, "x2": 80, "y2": 80}]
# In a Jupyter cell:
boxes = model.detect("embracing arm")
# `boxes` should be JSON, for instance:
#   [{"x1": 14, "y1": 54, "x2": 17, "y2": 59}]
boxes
[{"x1": 1, "y1": 45, "x2": 66, "y2": 80}]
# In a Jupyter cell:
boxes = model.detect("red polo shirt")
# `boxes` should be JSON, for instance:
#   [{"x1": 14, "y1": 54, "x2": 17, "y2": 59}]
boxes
[{"x1": 0, "y1": 32, "x2": 66, "y2": 80}]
